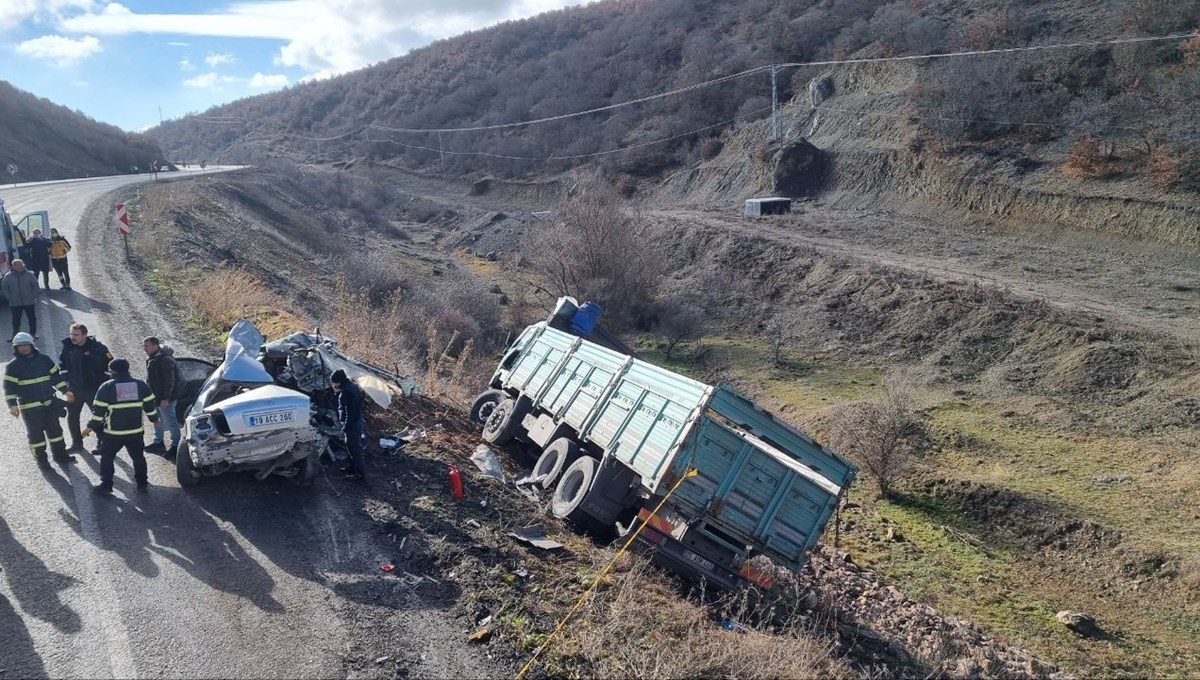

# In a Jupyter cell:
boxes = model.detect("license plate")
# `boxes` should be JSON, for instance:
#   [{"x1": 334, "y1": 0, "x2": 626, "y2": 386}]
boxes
[
  {"x1": 681, "y1": 549, "x2": 715, "y2": 572},
  {"x1": 246, "y1": 411, "x2": 294, "y2": 427}
]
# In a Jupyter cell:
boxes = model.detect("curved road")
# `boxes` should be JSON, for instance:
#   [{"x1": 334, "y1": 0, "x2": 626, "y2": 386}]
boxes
[{"x1": 0, "y1": 170, "x2": 350, "y2": 679}]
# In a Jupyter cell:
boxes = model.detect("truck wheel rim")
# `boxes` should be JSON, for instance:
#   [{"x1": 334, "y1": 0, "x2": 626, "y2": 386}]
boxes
[
  {"x1": 484, "y1": 403, "x2": 508, "y2": 433},
  {"x1": 561, "y1": 468, "x2": 585, "y2": 501},
  {"x1": 477, "y1": 400, "x2": 498, "y2": 422}
]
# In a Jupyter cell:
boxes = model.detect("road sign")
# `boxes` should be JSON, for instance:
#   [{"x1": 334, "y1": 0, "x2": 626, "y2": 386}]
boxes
[
  {"x1": 115, "y1": 203, "x2": 130, "y2": 235},
  {"x1": 5, "y1": 164, "x2": 15, "y2": 176}
]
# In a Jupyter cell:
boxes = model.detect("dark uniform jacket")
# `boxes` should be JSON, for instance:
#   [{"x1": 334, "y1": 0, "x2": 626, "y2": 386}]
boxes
[
  {"x1": 90, "y1": 376, "x2": 158, "y2": 436},
  {"x1": 146, "y1": 345, "x2": 184, "y2": 401},
  {"x1": 4, "y1": 350, "x2": 68, "y2": 410},
  {"x1": 24, "y1": 236, "x2": 51, "y2": 270},
  {"x1": 337, "y1": 379, "x2": 365, "y2": 432},
  {"x1": 59, "y1": 337, "x2": 113, "y2": 393}
]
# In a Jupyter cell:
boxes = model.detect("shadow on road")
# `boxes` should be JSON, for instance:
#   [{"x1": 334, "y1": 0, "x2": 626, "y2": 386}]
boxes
[
  {"x1": 47, "y1": 288, "x2": 114, "y2": 316},
  {"x1": 0, "y1": 515, "x2": 82, "y2": 634},
  {"x1": 0, "y1": 592, "x2": 47, "y2": 679},
  {"x1": 48, "y1": 454, "x2": 289, "y2": 613}
]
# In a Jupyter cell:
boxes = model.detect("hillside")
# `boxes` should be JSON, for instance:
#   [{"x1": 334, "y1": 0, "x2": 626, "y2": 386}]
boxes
[
  {"x1": 0, "y1": 81, "x2": 168, "y2": 182},
  {"x1": 151, "y1": 1, "x2": 1198, "y2": 208}
]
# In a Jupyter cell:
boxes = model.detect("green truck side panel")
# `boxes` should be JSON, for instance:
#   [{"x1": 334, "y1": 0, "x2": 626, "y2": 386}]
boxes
[{"x1": 499, "y1": 323, "x2": 855, "y2": 574}]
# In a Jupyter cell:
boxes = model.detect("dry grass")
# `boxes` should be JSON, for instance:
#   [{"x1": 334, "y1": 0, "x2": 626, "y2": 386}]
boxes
[
  {"x1": 565, "y1": 559, "x2": 847, "y2": 680},
  {"x1": 184, "y1": 268, "x2": 308, "y2": 340}
]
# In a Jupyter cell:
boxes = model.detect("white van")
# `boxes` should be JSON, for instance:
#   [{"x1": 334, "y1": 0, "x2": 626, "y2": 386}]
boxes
[{"x1": 0, "y1": 195, "x2": 50, "y2": 298}]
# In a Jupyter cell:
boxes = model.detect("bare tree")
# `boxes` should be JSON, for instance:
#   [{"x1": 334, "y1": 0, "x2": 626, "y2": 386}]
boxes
[
  {"x1": 654, "y1": 301, "x2": 706, "y2": 360},
  {"x1": 528, "y1": 174, "x2": 664, "y2": 325},
  {"x1": 830, "y1": 375, "x2": 924, "y2": 500}
]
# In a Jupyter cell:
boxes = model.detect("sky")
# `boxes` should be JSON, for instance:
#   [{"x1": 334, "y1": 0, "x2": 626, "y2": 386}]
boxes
[{"x1": 0, "y1": 0, "x2": 590, "y2": 132}]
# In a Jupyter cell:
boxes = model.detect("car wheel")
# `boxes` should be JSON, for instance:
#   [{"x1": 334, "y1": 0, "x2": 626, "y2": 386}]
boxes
[
  {"x1": 481, "y1": 398, "x2": 523, "y2": 445},
  {"x1": 533, "y1": 437, "x2": 579, "y2": 491},
  {"x1": 175, "y1": 440, "x2": 199, "y2": 487},
  {"x1": 469, "y1": 389, "x2": 504, "y2": 425},
  {"x1": 551, "y1": 455, "x2": 598, "y2": 525}
]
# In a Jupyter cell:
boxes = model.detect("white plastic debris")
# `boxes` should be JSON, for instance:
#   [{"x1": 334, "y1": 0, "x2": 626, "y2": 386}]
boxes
[{"x1": 470, "y1": 444, "x2": 506, "y2": 483}]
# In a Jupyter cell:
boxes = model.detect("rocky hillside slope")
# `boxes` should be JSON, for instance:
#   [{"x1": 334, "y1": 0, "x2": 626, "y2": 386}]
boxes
[
  {"x1": 0, "y1": 81, "x2": 168, "y2": 182},
  {"x1": 149, "y1": 0, "x2": 1199, "y2": 239}
]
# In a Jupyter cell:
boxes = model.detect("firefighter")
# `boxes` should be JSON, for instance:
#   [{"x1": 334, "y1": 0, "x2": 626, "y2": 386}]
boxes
[
  {"x1": 84, "y1": 358, "x2": 157, "y2": 495},
  {"x1": 330, "y1": 369, "x2": 366, "y2": 481},
  {"x1": 59, "y1": 322, "x2": 112, "y2": 453},
  {"x1": 4, "y1": 332, "x2": 75, "y2": 469}
]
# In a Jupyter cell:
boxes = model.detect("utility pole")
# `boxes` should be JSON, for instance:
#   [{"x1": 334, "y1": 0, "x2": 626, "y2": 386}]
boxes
[
  {"x1": 438, "y1": 131, "x2": 445, "y2": 169},
  {"x1": 158, "y1": 106, "x2": 163, "y2": 126},
  {"x1": 771, "y1": 65, "x2": 781, "y2": 141}
]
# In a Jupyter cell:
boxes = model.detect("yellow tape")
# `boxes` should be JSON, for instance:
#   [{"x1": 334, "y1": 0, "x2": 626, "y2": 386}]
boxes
[{"x1": 514, "y1": 467, "x2": 699, "y2": 680}]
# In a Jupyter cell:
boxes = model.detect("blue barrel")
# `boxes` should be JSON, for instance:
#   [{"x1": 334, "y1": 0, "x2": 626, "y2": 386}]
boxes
[{"x1": 569, "y1": 301, "x2": 603, "y2": 337}]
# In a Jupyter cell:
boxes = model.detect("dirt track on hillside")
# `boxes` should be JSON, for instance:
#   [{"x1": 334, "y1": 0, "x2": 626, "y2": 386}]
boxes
[{"x1": 655, "y1": 206, "x2": 1200, "y2": 346}]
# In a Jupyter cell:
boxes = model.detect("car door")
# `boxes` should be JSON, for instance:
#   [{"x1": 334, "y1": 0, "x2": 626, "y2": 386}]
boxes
[
  {"x1": 176, "y1": 358, "x2": 218, "y2": 420},
  {"x1": 13, "y1": 211, "x2": 48, "y2": 260}
]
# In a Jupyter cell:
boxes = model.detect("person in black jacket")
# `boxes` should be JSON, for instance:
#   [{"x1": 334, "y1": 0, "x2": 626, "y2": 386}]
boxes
[
  {"x1": 59, "y1": 323, "x2": 113, "y2": 453},
  {"x1": 143, "y1": 337, "x2": 184, "y2": 456},
  {"x1": 4, "y1": 333, "x2": 74, "y2": 469},
  {"x1": 330, "y1": 369, "x2": 366, "y2": 481},
  {"x1": 24, "y1": 229, "x2": 52, "y2": 289},
  {"x1": 86, "y1": 358, "x2": 157, "y2": 494}
]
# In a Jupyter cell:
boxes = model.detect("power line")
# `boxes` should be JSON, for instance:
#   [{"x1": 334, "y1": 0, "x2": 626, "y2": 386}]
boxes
[
  {"x1": 777, "y1": 32, "x2": 1196, "y2": 69},
  {"x1": 373, "y1": 106, "x2": 772, "y2": 162},
  {"x1": 360, "y1": 31, "x2": 1193, "y2": 136}
]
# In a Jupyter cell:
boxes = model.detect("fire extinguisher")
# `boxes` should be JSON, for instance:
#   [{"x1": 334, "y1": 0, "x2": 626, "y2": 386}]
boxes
[{"x1": 449, "y1": 465, "x2": 464, "y2": 500}]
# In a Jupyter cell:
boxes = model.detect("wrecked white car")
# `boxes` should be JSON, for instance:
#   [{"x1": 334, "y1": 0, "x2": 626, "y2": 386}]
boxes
[{"x1": 175, "y1": 320, "x2": 418, "y2": 487}]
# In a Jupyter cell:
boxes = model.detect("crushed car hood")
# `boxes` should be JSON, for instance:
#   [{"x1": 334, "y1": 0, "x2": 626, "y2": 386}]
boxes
[{"x1": 264, "y1": 330, "x2": 419, "y2": 408}]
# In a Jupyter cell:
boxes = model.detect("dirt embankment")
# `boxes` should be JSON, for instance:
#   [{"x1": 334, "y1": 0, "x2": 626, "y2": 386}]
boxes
[{"x1": 655, "y1": 62, "x2": 1200, "y2": 251}]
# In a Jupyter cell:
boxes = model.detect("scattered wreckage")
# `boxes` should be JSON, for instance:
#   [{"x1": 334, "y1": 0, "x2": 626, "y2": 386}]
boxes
[{"x1": 175, "y1": 320, "x2": 418, "y2": 487}]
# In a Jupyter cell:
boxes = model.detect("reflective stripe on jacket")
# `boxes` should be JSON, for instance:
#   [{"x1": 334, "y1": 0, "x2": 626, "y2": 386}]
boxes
[
  {"x1": 4, "y1": 351, "x2": 67, "y2": 409},
  {"x1": 90, "y1": 376, "x2": 158, "y2": 435},
  {"x1": 50, "y1": 236, "x2": 71, "y2": 259}
]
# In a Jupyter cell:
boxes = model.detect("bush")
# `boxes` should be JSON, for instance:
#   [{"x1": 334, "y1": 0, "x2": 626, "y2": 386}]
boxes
[
  {"x1": 526, "y1": 173, "x2": 664, "y2": 326},
  {"x1": 1064, "y1": 135, "x2": 1119, "y2": 179},
  {"x1": 829, "y1": 374, "x2": 925, "y2": 500}
]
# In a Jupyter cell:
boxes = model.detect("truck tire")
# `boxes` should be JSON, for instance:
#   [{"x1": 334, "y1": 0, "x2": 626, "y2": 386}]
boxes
[
  {"x1": 533, "y1": 437, "x2": 579, "y2": 491},
  {"x1": 469, "y1": 389, "x2": 504, "y2": 425},
  {"x1": 482, "y1": 398, "x2": 522, "y2": 445},
  {"x1": 551, "y1": 455, "x2": 598, "y2": 525},
  {"x1": 176, "y1": 440, "x2": 199, "y2": 487}
]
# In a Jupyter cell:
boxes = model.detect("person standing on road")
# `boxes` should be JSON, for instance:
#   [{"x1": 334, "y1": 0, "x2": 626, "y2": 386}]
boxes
[
  {"x1": 4, "y1": 333, "x2": 75, "y2": 470},
  {"x1": 2, "y1": 260, "x2": 39, "y2": 341},
  {"x1": 330, "y1": 369, "x2": 366, "y2": 481},
  {"x1": 48, "y1": 228, "x2": 72, "y2": 290},
  {"x1": 59, "y1": 323, "x2": 112, "y2": 454},
  {"x1": 143, "y1": 336, "x2": 183, "y2": 457},
  {"x1": 24, "y1": 229, "x2": 52, "y2": 289},
  {"x1": 86, "y1": 358, "x2": 157, "y2": 494}
]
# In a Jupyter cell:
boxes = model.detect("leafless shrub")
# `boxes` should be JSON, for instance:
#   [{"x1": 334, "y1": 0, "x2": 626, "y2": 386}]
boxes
[
  {"x1": 1064, "y1": 135, "x2": 1119, "y2": 179},
  {"x1": 829, "y1": 373, "x2": 926, "y2": 500},
  {"x1": 341, "y1": 250, "x2": 408, "y2": 302},
  {"x1": 527, "y1": 173, "x2": 664, "y2": 326},
  {"x1": 653, "y1": 299, "x2": 706, "y2": 360}
]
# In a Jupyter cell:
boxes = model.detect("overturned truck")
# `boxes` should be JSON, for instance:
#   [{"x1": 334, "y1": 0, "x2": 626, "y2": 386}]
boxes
[
  {"x1": 175, "y1": 320, "x2": 417, "y2": 487},
  {"x1": 474, "y1": 300, "x2": 856, "y2": 589}
]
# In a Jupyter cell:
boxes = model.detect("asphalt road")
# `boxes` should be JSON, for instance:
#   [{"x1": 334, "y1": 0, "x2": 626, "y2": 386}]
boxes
[{"x1": 0, "y1": 170, "x2": 352, "y2": 679}]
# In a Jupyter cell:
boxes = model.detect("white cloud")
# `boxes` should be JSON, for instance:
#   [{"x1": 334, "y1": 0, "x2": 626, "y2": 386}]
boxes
[
  {"x1": 60, "y1": 0, "x2": 592, "y2": 77},
  {"x1": 205, "y1": 51, "x2": 235, "y2": 68},
  {"x1": 179, "y1": 57, "x2": 195, "y2": 71},
  {"x1": 0, "y1": 0, "x2": 94, "y2": 28},
  {"x1": 184, "y1": 71, "x2": 289, "y2": 91},
  {"x1": 249, "y1": 72, "x2": 289, "y2": 88},
  {"x1": 165, "y1": 41, "x2": 189, "y2": 46},
  {"x1": 15, "y1": 34, "x2": 102, "y2": 66}
]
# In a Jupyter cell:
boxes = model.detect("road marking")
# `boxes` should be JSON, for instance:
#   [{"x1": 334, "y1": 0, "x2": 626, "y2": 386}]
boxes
[{"x1": 68, "y1": 466, "x2": 139, "y2": 679}]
